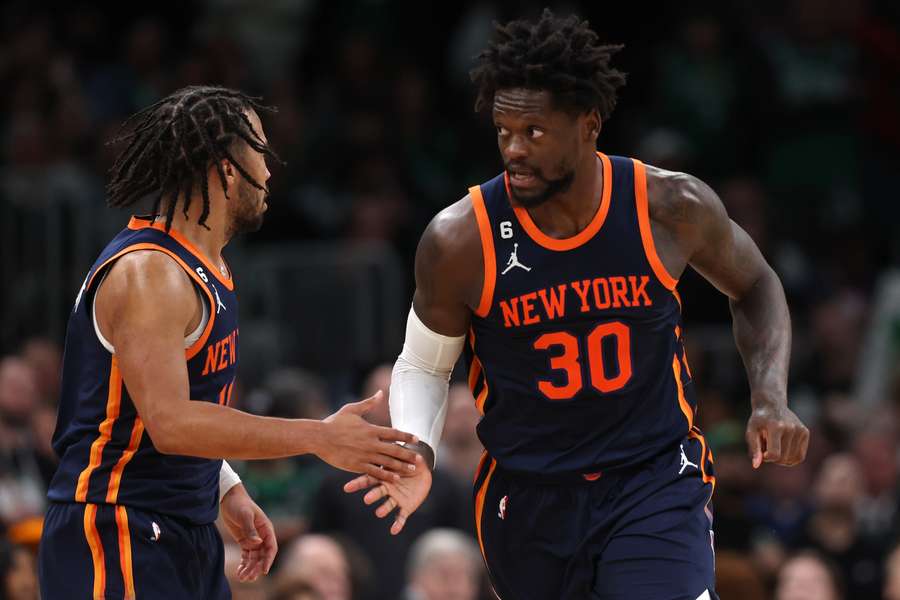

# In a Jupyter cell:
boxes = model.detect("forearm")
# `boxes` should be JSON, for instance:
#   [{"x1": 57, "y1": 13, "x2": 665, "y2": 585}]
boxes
[
  {"x1": 152, "y1": 401, "x2": 324, "y2": 460},
  {"x1": 729, "y1": 266, "x2": 791, "y2": 409}
]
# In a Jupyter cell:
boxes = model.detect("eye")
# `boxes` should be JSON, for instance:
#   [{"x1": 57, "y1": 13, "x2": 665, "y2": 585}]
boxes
[
  {"x1": 496, "y1": 126, "x2": 509, "y2": 136},
  {"x1": 528, "y1": 127, "x2": 544, "y2": 139}
]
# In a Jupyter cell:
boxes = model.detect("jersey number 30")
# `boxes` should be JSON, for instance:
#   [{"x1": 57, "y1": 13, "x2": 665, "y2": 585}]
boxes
[{"x1": 533, "y1": 322, "x2": 632, "y2": 400}]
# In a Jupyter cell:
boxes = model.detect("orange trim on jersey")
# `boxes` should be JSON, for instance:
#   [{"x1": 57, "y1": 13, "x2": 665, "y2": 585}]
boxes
[
  {"x1": 115, "y1": 506, "x2": 136, "y2": 600},
  {"x1": 474, "y1": 457, "x2": 497, "y2": 565},
  {"x1": 128, "y1": 216, "x2": 234, "y2": 290},
  {"x1": 105, "y1": 417, "x2": 144, "y2": 504},
  {"x1": 633, "y1": 159, "x2": 679, "y2": 291},
  {"x1": 672, "y1": 354, "x2": 694, "y2": 431},
  {"x1": 87, "y1": 242, "x2": 217, "y2": 361},
  {"x1": 83, "y1": 504, "x2": 106, "y2": 599},
  {"x1": 76, "y1": 357, "x2": 123, "y2": 502},
  {"x1": 508, "y1": 152, "x2": 613, "y2": 252},
  {"x1": 689, "y1": 428, "x2": 717, "y2": 494},
  {"x1": 469, "y1": 187, "x2": 497, "y2": 317},
  {"x1": 473, "y1": 451, "x2": 488, "y2": 484}
]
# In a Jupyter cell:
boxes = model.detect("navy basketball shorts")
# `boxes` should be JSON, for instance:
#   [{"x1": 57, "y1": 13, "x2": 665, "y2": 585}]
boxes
[
  {"x1": 473, "y1": 433, "x2": 718, "y2": 600},
  {"x1": 39, "y1": 502, "x2": 229, "y2": 599}
]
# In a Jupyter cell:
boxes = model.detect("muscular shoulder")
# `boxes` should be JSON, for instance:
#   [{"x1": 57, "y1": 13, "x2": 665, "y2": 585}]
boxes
[
  {"x1": 644, "y1": 163, "x2": 728, "y2": 258},
  {"x1": 98, "y1": 250, "x2": 198, "y2": 329},
  {"x1": 415, "y1": 195, "x2": 484, "y2": 311}
]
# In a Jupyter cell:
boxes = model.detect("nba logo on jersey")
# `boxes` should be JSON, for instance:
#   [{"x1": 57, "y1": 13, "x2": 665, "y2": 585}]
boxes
[{"x1": 498, "y1": 495, "x2": 508, "y2": 520}]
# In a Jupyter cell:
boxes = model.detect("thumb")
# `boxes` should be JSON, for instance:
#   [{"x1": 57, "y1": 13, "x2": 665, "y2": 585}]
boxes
[
  {"x1": 347, "y1": 390, "x2": 383, "y2": 415},
  {"x1": 747, "y1": 426, "x2": 763, "y2": 470},
  {"x1": 240, "y1": 508, "x2": 262, "y2": 544}
]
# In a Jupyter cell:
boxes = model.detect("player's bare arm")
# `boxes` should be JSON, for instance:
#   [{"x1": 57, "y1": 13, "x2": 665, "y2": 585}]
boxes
[
  {"x1": 95, "y1": 250, "x2": 419, "y2": 482},
  {"x1": 646, "y1": 166, "x2": 810, "y2": 468},
  {"x1": 344, "y1": 194, "x2": 484, "y2": 534}
]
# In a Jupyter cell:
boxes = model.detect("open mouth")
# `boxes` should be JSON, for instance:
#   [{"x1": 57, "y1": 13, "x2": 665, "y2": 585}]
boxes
[{"x1": 508, "y1": 169, "x2": 538, "y2": 188}]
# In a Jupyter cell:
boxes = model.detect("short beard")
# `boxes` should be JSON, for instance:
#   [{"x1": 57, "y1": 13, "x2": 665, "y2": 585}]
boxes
[
  {"x1": 507, "y1": 167, "x2": 575, "y2": 209},
  {"x1": 227, "y1": 179, "x2": 266, "y2": 237}
]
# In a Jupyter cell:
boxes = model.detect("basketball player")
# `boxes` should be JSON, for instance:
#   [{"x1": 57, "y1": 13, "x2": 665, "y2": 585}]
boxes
[
  {"x1": 38, "y1": 86, "x2": 421, "y2": 599},
  {"x1": 346, "y1": 11, "x2": 809, "y2": 600}
]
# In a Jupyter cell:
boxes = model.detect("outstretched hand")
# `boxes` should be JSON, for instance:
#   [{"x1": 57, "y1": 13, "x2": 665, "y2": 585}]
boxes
[
  {"x1": 343, "y1": 463, "x2": 432, "y2": 535},
  {"x1": 746, "y1": 403, "x2": 809, "y2": 468},
  {"x1": 317, "y1": 390, "x2": 421, "y2": 484}
]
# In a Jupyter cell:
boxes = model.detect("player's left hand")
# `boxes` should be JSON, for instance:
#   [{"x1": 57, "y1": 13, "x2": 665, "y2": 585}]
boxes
[
  {"x1": 745, "y1": 403, "x2": 810, "y2": 469},
  {"x1": 220, "y1": 483, "x2": 278, "y2": 582},
  {"x1": 343, "y1": 464, "x2": 433, "y2": 535}
]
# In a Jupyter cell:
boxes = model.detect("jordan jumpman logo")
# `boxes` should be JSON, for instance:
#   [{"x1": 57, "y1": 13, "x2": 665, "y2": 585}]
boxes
[
  {"x1": 679, "y1": 444, "x2": 699, "y2": 474},
  {"x1": 502, "y1": 243, "x2": 532, "y2": 275},
  {"x1": 212, "y1": 284, "x2": 226, "y2": 314}
]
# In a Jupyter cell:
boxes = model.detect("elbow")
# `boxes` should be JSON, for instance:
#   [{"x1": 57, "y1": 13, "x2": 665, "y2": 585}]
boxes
[{"x1": 143, "y1": 412, "x2": 185, "y2": 455}]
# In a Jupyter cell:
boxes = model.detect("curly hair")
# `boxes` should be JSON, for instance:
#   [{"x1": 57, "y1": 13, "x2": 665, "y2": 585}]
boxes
[
  {"x1": 470, "y1": 9, "x2": 627, "y2": 119},
  {"x1": 106, "y1": 85, "x2": 282, "y2": 231}
]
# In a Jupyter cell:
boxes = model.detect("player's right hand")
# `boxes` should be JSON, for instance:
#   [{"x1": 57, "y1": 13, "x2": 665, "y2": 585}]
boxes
[
  {"x1": 343, "y1": 464, "x2": 433, "y2": 535},
  {"x1": 318, "y1": 390, "x2": 421, "y2": 484}
]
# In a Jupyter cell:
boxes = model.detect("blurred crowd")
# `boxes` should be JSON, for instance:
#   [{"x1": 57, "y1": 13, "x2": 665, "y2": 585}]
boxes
[{"x1": 2, "y1": 0, "x2": 900, "y2": 599}]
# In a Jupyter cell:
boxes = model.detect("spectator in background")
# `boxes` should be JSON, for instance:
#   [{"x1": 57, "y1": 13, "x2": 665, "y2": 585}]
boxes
[
  {"x1": 403, "y1": 529, "x2": 482, "y2": 600},
  {"x1": 437, "y1": 383, "x2": 483, "y2": 487},
  {"x1": 802, "y1": 452, "x2": 883, "y2": 598},
  {"x1": 711, "y1": 550, "x2": 766, "y2": 600},
  {"x1": 273, "y1": 534, "x2": 354, "y2": 600},
  {"x1": 271, "y1": 581, "x2": 324, "y2": 600},
  {"x1": 853, "y1": 429, "x2": 899, "y2": 541},
  {"x1": 0, "y1": 358, "x2": 46, "y2": 529},
  {"x1": 774, "y1": 550, "x2": 844, "y2": 600},
  {"x1": 0, "y1": 540, "x2": 38, "y2": 600}
]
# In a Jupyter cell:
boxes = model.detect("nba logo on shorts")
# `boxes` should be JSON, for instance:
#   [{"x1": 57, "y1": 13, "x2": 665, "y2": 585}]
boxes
[{"x1": 498, "y1": 495, "x2": 508, "y2": 520}]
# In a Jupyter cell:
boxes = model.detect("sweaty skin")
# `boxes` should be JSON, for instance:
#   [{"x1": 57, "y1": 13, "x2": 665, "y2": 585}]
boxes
[{"x1": 346, "y1": 87, "x2": 808, "y2": 534}]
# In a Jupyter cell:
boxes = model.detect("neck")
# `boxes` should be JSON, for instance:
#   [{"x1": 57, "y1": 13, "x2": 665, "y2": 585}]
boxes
[
  {"x1": 525, "y1": 151, "x2": 602, "y2": 238},
  {"x1": 155, "y1": 193, "x2": 229, "y2": 272}
]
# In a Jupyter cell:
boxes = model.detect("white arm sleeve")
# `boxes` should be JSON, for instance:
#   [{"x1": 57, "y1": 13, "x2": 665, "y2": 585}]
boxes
[
  {"x1": 219, "y1": 460, "x2": 242, "y2": 501},
  {"x1": 389, "y1": 307, "x2": 466, "y2": 460}
]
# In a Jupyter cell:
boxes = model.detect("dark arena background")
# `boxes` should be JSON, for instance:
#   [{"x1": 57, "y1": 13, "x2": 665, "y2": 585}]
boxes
[{"x1": 1, "y1": 1, "x2": 899, "y2": 599}]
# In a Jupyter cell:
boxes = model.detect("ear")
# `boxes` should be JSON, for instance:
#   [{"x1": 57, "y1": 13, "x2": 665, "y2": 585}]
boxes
[
  {"x1": 584, "y1": 109, "x2": 601, "y2": 143},
  {"x1": 219, "y1": 159, "x2": 237, "y2": 194}
]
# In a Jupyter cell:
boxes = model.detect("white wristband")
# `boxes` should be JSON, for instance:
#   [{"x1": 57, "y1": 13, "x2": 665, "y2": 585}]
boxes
[{"x1": 219, "y1": 460, "x2": 242, "y2": 501}]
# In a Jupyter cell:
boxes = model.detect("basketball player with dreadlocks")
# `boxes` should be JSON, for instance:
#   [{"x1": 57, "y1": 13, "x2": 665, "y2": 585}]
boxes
[
  {"x1": 37, "y1": 86, "x2": 421, "y2": 599},
  {"x1": 345, "y1": 11, "x2": 810, "y2": 599}
]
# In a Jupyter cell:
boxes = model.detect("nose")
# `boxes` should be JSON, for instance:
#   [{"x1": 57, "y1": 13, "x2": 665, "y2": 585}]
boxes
[{"x1": 503, "y1": 134, "x2": 529, "y2": 162}]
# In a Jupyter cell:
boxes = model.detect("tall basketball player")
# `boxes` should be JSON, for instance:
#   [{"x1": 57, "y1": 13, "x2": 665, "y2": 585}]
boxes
[
  {"x1": 38, "y1": 86, "x2": 421, "y2": 599},
  {"x1": 346, "y1": 11, "x2": 809, "y2": 600}
]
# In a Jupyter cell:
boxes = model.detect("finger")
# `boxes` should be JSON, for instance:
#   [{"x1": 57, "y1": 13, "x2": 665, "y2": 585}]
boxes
[
  {"x1": 763, "y1": 423, "x2": 783, "y2": 463},
  {"x1": 345, "y1": 390, "x2": 383, "y2": 415},
  {"x1": 377, "y1": 440, "x2": 420, "y2": 464},
  {"x1": 344, "y1": 474, "x2": 377, "y2": 493},
  {"x1": 375, "y1": 496, "x2": 397, "y2": 519},
  {"x1": 365, "y1": 463, "x2": 401, "y2": 484},
  {"x1": 781, "y1": 429, "x2": 801, "y2": 465},
  {"x1": 390, "y1": 509, "x2": 409, "y2": 536},
  {"x1": 364, "y1": 484, "x2": 389, "y2": 506},
  {"x1": 258, "y1": 521, "x2": 278, "y2": 575},
  {"x1": 374, "y1": 454, "x2": 417, "y2": 475},
  {"x1": 376, "y1": 427, "x2": 419, "y2": 446},
  {"x1": 798, "y1": 428, "x2": 810, "y2": 463},
  {"x1": 746, "y1": 426, "x2": 763, "y2": 469}
]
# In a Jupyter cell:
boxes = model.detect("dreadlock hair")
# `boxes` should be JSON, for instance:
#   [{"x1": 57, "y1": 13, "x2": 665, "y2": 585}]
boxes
[
  {"x1": 106, "y1": 85, "x2": 283, "y2": 231},
  {"x1": 470, "y1": 9, "x2": 627, "y2": 120}
]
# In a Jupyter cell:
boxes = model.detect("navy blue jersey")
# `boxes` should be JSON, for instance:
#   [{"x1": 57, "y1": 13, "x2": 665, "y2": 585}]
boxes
[
  {"x1": 47, "y1": 216, "x2": 238, "y2": 525},
  {"x1": 465, "y1": 154, "x2": 698, "y2": 476}
]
